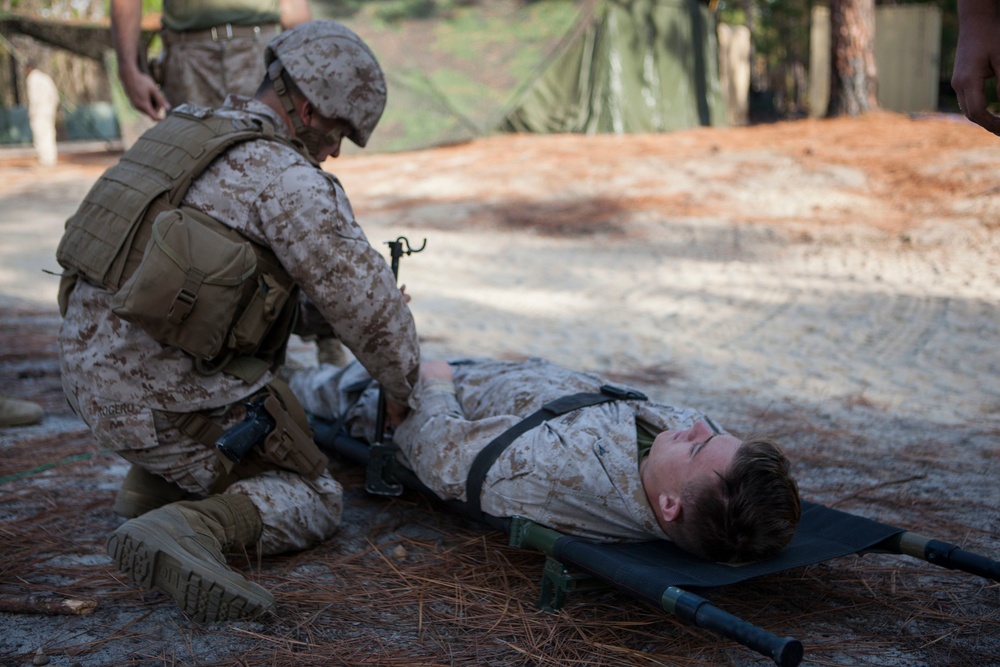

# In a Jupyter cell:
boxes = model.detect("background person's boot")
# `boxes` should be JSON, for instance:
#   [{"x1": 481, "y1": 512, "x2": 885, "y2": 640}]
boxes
[
  {"x1": 0, "y1": 394, "x2": 44, "y2": 427},
  {"x1": 113, "y1": 465, "x2": 193, "y2": 518},
  {"x1": 107, "y1": 494, "x2": 273, "y2": 623}
]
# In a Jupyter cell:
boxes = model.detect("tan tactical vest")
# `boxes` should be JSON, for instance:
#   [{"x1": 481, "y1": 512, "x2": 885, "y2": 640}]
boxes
[{"x1": 56, "y1": 105, "x2": 300, "y2": 383}]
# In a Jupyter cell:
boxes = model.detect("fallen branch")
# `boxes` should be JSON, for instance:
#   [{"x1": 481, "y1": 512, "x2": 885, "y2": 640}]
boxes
[{"x1": 0, "y1": 594, "x2": 97, "y2": 616}]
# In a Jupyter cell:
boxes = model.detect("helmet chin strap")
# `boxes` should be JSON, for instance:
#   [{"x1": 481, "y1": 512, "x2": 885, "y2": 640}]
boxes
[{"x1": 267, "y1": 60, "x2": 327, "y2": 165}]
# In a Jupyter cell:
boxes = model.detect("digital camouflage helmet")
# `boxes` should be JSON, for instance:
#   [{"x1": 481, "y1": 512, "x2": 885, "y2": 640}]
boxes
[{"x1": 265, "y1": 20, "x2": 387, "y2": 149}]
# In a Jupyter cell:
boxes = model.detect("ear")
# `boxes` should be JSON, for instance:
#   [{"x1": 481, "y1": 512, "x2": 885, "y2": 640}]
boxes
[
  {"x1": 297, "y1": 97, "x2": 315, "y2": 124},
  {"x1": 658, "y1": 492, "x2": 681, "y2": 523}
]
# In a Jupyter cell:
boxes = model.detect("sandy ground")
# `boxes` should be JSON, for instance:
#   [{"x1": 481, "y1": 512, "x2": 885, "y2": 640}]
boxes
[{"x1": 0, "y1": 112, "x2": 998, "y2": 666}]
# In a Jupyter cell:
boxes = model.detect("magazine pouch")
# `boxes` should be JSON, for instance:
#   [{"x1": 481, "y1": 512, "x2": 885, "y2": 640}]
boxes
[{"x1": 111, "y1": 207, "x2": 257, "y2": 361}]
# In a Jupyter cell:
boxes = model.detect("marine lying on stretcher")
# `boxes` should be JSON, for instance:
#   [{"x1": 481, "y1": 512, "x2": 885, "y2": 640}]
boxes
[
  {"x1": 292, "y1": 355, "x2": 802, "y2": 565},
  {"x1": 278, "y1": 356, "x2": 999, "y2": 667}
]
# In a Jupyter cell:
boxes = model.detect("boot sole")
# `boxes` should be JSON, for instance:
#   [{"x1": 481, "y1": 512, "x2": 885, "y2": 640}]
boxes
[{"x1": 108, "y1": 521, "x2": 274, "y2": 623}]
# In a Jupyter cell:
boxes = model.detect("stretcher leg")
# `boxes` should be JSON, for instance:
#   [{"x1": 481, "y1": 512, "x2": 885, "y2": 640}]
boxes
[{"x1": 510, "y1": 517, "x2": 804, "y2": 667}]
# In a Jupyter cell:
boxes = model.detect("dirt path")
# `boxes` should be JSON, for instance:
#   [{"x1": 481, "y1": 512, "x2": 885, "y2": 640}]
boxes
[
  {"x1": 1, "y1": 112, "x2": 998, "y2": 666},
  {"x1": 335, "y1": 112, "x2": 1000, "y2": 428}
]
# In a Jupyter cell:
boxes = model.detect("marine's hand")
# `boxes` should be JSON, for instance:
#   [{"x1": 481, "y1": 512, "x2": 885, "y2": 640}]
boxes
[
  {"x1": 279, "y1": 0, "x2": 313, "y2": 28},
  {"x1": 952, "y1": 10, "x2": 1000, "y2": 136},
  {"x1": 419, "y1": 359, "x2": 453, "y2": 383},
  {"x1": 121, "y1": 68, "x2": 170, "y2": 121},
  {"x1": 385, "y1": 397, "x2": 410, "y2": 427}
]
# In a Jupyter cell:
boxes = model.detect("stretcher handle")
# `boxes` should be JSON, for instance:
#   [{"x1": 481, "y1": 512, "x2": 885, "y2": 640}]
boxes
[
  {"x1": 888, "y1": 532, "x2": 1000, "y2": 582},
  {"x1": 664, "y1": 586, "x2": 803, "y2": 667}
]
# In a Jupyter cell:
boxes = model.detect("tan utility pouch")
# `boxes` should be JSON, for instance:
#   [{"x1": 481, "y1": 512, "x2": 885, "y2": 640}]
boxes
[
  {"x1": 230, "y1": 273, "x2": 292, "y2": 352},
  {"x1": 110, "y1": 208, "x2": 257, "y2": 361}
]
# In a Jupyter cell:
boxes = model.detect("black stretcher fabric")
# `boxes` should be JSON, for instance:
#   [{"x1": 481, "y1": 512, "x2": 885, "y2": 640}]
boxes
[{"x1": 551, "y1": 502, "x2": 904, "y2": 602}]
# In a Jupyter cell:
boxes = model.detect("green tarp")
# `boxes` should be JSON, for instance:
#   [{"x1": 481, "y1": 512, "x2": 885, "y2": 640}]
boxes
[
  {"x1": 500, "y1": 0, "x2": 724, "y2": 134},
  {"x1": 324, "y1": 0, "x2": 589, "y2": 153},
  {"x1": 319, "y1": 0, "x2": 724, "y2": 154}
]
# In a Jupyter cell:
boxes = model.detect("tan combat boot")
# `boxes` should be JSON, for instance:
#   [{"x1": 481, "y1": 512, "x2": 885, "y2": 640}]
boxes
[
  {"x1": 0, "y1": 394, "x2": 44, "y2": 427},
  {"x1": 113, "y1": 465, "x2": 194, "y2": 519},
  {"x1": 107, "y1": 494, "x2": 274, "y2": 623}
]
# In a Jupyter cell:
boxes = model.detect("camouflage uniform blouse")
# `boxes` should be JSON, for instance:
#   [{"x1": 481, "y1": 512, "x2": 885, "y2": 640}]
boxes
[
  {"x1": 59, "y1": 95, "x2": 420, "y2": 417},
  {"x1": 295, "y1": 358, "x2": 711, "y2": 543}
]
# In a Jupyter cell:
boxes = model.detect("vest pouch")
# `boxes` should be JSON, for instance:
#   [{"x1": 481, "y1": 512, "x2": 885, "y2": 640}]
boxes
[
  {"x1": 110, "y1": 208, "x2": 257, "y2": 361},
  {"x1": 229, "y1": 273, "x2": 292, "y2": 354},
  {"x1": 57, "y1": 272, "x2": 77, "y2": 317}
]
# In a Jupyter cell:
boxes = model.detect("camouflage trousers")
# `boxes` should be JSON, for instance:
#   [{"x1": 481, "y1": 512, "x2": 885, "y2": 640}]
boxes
[
  {"x1": 158, "y1": 28, "x2": 279, "y2": 108},
  {"x1": 66, "y1": 386, "x2": 342, "y2": 555}
]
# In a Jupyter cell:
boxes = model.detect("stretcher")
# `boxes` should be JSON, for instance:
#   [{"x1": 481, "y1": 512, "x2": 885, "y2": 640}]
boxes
[{"x1": 311, "y1": 419, "x2": 1000, "y2": 667}]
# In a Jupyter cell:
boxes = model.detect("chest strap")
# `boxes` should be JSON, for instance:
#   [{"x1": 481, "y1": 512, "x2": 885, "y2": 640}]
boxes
[{"x1": 465, "y1": 384, "x2": 647, "y2": 520}]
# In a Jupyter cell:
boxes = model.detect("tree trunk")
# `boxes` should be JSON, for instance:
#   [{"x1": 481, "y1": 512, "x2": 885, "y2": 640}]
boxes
[
  {"x1": 828, "y1": 0, "x2": 878, "y2": 116},
  {"x1": 744, "y1": 0, "x2": 758, "y2": 92}
]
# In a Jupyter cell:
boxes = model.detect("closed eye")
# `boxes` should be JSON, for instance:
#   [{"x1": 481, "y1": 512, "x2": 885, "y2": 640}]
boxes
[{"x1": 691, "y1": 434, "x2": 718, "y2": 460}]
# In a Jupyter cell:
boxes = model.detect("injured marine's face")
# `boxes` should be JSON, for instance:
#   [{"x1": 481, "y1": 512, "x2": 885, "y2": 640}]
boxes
[{"x1": 643, "y1": 420, "x2": 741, "y2": 512}]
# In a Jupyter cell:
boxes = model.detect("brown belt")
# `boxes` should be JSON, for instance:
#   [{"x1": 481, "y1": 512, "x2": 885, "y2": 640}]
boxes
[{"x1": 162, "y1": 23, "x2": 281, "y2": 45}]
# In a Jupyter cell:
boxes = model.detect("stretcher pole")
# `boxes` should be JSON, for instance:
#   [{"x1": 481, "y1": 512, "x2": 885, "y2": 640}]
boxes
[
  {"x1": 662, "y1": 586, "x2": 803, "y2": 667},
  {"x1": 884, "y1": 532, "x2": 1000, "y2": 582},
  {"x1": 510, "y1": 518, "x2": 804, "y2": 667}
]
